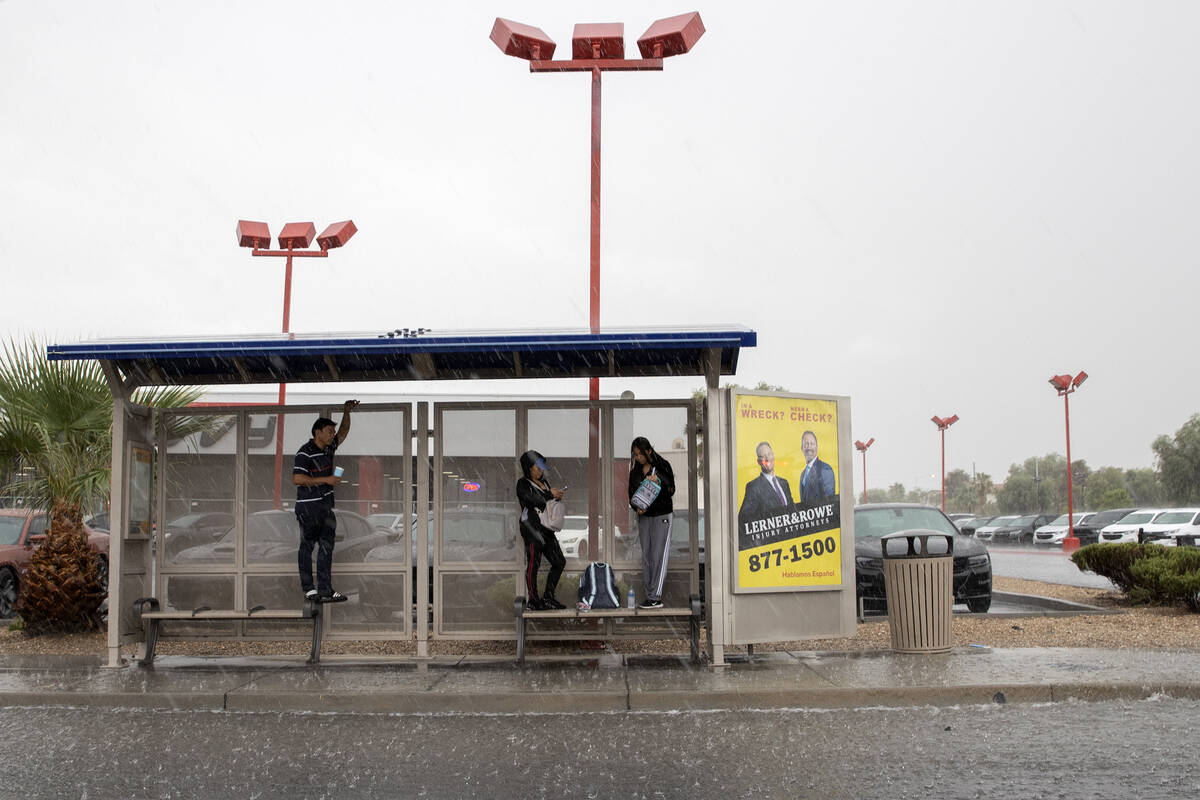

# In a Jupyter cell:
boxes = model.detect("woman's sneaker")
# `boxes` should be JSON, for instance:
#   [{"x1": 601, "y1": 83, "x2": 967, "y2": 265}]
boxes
[
  {"x1": 638, "y1": 598, "x2": 663, "y2": 609},
  {"x1": 318, "y1": 591, "x2": 348, "y2": 603}
]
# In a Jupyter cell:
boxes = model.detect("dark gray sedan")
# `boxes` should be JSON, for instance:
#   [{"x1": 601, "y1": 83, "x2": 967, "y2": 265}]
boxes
[{"x1": 854, "y1": 503, "x2": 992, "y2": 614}]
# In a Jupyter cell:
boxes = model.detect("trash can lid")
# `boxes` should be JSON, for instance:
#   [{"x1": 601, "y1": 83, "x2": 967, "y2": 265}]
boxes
[{"x1": 880, "y1": 529, "x2": 954, "y2": 558}]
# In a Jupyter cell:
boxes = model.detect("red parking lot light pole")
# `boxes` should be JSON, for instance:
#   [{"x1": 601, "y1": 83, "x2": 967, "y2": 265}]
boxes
[
  {"x1": 1050, "y1": 371, "x2": 1088, "y2": 553},
  {"x1": 854, "y1": 438, "x2": 875, "y2": 503},
  {"x1": 493, "y1": 13, "x2": 704, "y2": 561},
  {"x1": 930, "y1": 415, "x2": 959, "y2": 511},
  {"x1": 236, "y1": 220, "x2": 357, "y2": 508}
]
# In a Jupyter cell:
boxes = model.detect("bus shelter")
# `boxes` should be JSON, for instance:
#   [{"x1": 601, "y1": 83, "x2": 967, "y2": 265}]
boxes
[{"x1": 48, "y1": 326, "x2": 755, "y2": 667}]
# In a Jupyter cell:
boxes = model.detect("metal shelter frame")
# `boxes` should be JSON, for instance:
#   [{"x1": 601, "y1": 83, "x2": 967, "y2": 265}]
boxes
[{"x1": 48, "y1": 326, "x2": 754, "y2": 667}]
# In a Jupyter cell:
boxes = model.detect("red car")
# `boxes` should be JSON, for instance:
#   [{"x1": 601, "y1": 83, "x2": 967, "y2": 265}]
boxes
[{"x1": 0, "y1": 509, "x2": 110, "y2": 619}]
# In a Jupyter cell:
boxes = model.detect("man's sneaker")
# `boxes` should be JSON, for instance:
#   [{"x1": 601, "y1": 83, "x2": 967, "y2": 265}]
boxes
[
  {"x1": 638, "y1": 598, "x2": 663, "y2": 609},
  {"x1": 526, "y1": 596, "x2": 548, "y2": 611},
  {"x1": 318, "y1": 591, "x2": 348, "y2": 603},
  {"x1": 304, "y1": 590, "x2": 319, "y2": 603},
  {"x1": 542, "y1": 595, "x2": 567, "y2": 610}
]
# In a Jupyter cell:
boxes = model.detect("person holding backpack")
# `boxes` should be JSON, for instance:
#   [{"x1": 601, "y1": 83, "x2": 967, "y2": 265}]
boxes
[
  {"x1": 517, "y1": 449, "x2": 567, "y2": 610},
  {"x1": 628, "y1": 436, "x2": 675, "y2": 609}
]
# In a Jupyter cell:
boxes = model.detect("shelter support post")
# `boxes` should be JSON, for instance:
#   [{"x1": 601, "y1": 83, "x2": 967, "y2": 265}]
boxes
[
  {"x1": 703, "y1": 350, "x2": 729, "y2": 668},
  {"x1": 416, "y1": 403, "x2": 431, "y2": 658}
]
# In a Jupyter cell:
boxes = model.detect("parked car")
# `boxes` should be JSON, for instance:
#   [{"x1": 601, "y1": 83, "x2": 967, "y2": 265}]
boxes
[
  {"x1": 167, "y1": 508, "x2": 393, "y2": 611},
  {"x1": 958, "y1": 515, "x2": 995, "y2": 537},
  {"x1": 161, "y1": 512, "x2": 235, "y2": 558},
  {"x1": 973, "y1": 515, "x2": 1018, "y2": 542},
  {"x1": 1098, "y1": 509, "x2": 1167, "y2": 544},
  {"x1": 853, "y1": 503, "x2": 992, "y2": 614},
  {"x1": 1072, "y1": 508, "x2": 1136, "y2": 546},
  {"x1": 1154, "y1": 509, "x2": 1200, "y2": 545},
  {"x1": 1032, "y1": 512, "x2": 1095, "y2": 547},
  {"x1": 1129, "y1": 508, "x2": 1200, "y2": 545},
  {"x1": 946, "y1": 513, "x2": 975, "y2": 529},
  {"x1": 556, "y1": 516, "x2": 591, "y2": 561},
  {"x1": 0, "y1": 509, "x2": 110, "y2": 619},
  {"x1": 985, "y1": 513, "x2": 1057, "y2": 545}
]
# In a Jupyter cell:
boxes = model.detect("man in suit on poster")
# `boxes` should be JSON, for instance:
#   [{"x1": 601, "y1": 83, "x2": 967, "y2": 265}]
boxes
[
  {"x1": 738, "y1": 441, "x2": 795, "y2": 524},
  {"x1": 798, "y1": 430, "x2": 836, "y2": 504}
]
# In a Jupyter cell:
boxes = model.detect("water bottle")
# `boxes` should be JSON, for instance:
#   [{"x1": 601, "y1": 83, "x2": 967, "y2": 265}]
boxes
[{"x1": 627, "y1": 586, "x2": 636, "y2": 609}]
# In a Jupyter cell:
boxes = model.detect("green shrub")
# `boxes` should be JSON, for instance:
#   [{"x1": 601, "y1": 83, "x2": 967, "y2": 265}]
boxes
[
  {"x1": 1129, "y1": 547, "x2": 1200, "y2": 611},
  {"x1": 1071, "y1": 543, "x2": 1168, "y2": 593}
]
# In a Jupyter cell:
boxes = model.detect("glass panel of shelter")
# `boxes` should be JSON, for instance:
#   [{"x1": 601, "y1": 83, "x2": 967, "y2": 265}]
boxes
[{"x1": 155, "y1": 405, "x2": 412, "y2": 638}]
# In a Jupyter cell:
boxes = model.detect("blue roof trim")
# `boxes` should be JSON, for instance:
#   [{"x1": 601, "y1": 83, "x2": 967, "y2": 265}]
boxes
[
  {"x1": 45, "y1": 326, "x2": 755, "y2": 387},
  {"x1": 47, "y1": 327, "x2": 755, "y2": 361}
]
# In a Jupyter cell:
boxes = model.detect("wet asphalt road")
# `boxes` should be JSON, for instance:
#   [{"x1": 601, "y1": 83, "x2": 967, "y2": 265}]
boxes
[
  {"x1": 1, "y1": 698, "x2": 1196, "y2": 799},
  {"x1": 987, "y1": 545, "x2": 1117, "y2": 589}
]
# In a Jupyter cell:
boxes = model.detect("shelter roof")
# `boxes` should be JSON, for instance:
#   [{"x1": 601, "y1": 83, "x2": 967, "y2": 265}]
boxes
[{"x1": 47, "y1": 325, "x2": 755, "y2": 388}]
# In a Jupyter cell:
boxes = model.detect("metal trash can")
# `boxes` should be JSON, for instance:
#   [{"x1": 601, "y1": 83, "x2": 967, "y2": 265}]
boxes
[{"x1": 881, "y1": 530, "x2": 954, "y2": 653}]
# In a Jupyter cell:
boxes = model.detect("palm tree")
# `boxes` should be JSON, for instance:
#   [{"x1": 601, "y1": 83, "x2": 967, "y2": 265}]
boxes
[{"x1": 0, "y1": 336, "x2": 203, "y2": 633}]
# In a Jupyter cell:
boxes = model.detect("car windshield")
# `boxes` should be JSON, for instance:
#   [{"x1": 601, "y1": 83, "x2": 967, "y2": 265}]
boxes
[
  {"x1": 986, "y1": 516, "x2": 1017, "y2": 527},
  {"x1": 853, "y1": 507, "x2": 957, "y2": 539},
  {"x1": 1049, "y1": 514, "x2": 1070, "y2": 526},
  {"x1": 167, "y1": 513, "x2": 210, "y2": 527},
  {"x1": 1153, "y1": 511, "x2": 1196, "y2": 524},
  {"x1": 1011, "y1": 515, "x2": 1038, "y2": 526},
  {"x1": 1116, "y1": 512, "x2": 1156, "y2": 525},
  {"x1": 0, "y1": 516, "x2": 25, "y2": 546},
  {"x1": 1090, "y1": 510, "x2": 1128, "y2": 525},
  {"x1": 561, "y1": 517, "x2": 588, "y2": 531},
  {"x1": 367, "y1": 514, "x2": 402, "y2": 528}
]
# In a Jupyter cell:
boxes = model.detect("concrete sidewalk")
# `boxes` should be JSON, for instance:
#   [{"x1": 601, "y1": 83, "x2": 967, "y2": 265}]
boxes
[{"x1": 2, "y1": 646, "x2": 1198, "y2": 713}]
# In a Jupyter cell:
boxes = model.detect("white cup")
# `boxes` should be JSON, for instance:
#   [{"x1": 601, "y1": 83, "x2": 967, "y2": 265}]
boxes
[{"x1": 333, "y1": 466, "x2": 344, "y2": 478}]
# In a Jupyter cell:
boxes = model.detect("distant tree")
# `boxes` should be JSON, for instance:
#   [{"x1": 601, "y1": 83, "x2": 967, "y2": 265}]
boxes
[
  {"x1": 1152, "y1": 415, "x2": 1200, "y2": 504},
  {"x1": 1124, "y1": 467, "x2": 1165, "y2": 507},
  {"x1": 1097, "y1": 487, "x2": 1134, "y2": 508},
  {"x1": 1081, "y1": 467, "x2": 1128, "y2": 510}
]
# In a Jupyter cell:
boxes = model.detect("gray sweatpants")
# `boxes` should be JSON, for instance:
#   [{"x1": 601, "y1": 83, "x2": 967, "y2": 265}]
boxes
[{"x1": 638, "y1": 513, "x2": 673, "y2": 602}]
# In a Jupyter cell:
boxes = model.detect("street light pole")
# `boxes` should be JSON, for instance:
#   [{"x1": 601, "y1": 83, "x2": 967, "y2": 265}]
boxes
[
  {"x1": 930, "y1": 415, "x2": 959, "y2": 511},
  {"x1": 493, "y1": 13, "x2": 705, "y2": 560},
  {"x1": 237, "y1": 220, "x2": 357, "y2": 508},
  {"x1": 1050, "y1": 371, "x2": 1088, "y2": 552},
  {"x1": 854, "y1": 438, "x2": 875, "y2": 503}
]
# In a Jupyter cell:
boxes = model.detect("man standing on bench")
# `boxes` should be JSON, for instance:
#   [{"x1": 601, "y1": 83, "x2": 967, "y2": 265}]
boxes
[{"x1": 293, "y1": 400, "x2": 359, "y2": 603}]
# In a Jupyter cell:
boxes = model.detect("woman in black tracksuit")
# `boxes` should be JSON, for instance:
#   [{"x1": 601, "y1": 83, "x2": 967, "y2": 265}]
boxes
[
  {"x1": 627, "y1": 436, "x2": 675, "y2": 608},
  {"x1": 517, "y1": 449, "x2": 567, "y2": 610}
]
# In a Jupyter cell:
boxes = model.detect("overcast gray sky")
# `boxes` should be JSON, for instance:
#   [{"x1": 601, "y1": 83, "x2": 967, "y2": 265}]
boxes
[{"x1": 2, "y1": 1, "x2": 1196, "y2": 493}]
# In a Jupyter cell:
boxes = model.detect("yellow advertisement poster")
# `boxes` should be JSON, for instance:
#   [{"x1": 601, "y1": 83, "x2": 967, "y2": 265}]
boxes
[{"x1": 732, "y1": 392, "x2": 842, "y2": 590}]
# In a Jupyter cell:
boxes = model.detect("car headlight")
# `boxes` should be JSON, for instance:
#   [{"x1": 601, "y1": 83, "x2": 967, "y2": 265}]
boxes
[
  {"x1": 855, "y1": 556, "x2": 884, "y2": 570},
  {"x1": 967, "y1": 554, "x2": 989, "y2": 567}
]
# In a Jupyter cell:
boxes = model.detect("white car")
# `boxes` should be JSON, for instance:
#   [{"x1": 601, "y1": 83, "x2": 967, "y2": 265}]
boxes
[
  {"x1": 556, "y1": 516, "x2": 592, "y2": 561},
  {"x1": 974, "y1": 515, "x2": 1018, "y2": 543},
  {"x1": 1133, "y1": 508, "x2": 1200, "y2": 546},
  {"x1": 1033, "y1": 512, "x2": 1095, "y2": 547},
  {"x1": 1097, "y1": 509, "x2": 1167, "y2": 544}
]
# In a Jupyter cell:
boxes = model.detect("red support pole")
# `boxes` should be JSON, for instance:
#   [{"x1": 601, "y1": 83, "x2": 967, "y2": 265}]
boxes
[
  {"x1": 272, "y1": 251, "x2": 294, "y2": 509},
  {"x1": 861, "y1": 449, "x2": 867, "y2": 504},
  {"x1": 586, "y1": 67, "x2": 602, "y2": 560},
  {"x1": 940, "y1": 428, "x2": 947, "y2": 511},
  {"x1": 1063, "y1": 390, "x2": 1078, "y2": 552}
]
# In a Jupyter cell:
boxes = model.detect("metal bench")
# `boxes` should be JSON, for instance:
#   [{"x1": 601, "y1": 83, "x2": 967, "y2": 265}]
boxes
[
  {"x1": 132, "y1": 597, "x2": 323, "y2": 666},
  {"x1": 514, "y1": 594, "x2": 702, "y2": 664}
]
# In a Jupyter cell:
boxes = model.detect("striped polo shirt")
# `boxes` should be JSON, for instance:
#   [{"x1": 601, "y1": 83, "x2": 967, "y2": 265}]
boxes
[{"x1": 293, "y1": 439, "x2": 338, "y2": 508}]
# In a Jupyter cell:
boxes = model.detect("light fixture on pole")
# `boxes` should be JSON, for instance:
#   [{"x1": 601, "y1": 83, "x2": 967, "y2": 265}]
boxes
[
  {"x1": 854, "y1": 438, "x2": 875, "y2": 503},
  {"x1": 236, "y1": 219, "x2": 358, "y2": 508},
  {"x1": 1049, "y1": 371, "x2": 1088, "y2": 553},
  {"x1": 930, "y1": 415, "x2": 959, "y2": 511},
  {"x1": 493, "y1": 12, "x2": 704, "y2": 561}
]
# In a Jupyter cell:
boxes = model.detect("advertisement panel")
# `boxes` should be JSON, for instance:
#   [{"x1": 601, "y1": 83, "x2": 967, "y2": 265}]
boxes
[{"x1": 732, "y1": 391, "x2": 843, "y2": 592}]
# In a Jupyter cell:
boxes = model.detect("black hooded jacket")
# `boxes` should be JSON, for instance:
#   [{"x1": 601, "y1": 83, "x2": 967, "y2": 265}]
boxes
[
  {"x1": 628, "y1": 450, "x2": 675, "y2": 517},
  {"x1": 517, "y1": 449, "x2": 554, "y2": 544}
]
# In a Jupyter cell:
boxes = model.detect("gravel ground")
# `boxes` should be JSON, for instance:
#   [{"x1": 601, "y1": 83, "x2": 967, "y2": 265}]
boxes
[{"x1": 2, "y1": 577, "x2": 1197, "y2": 658}]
